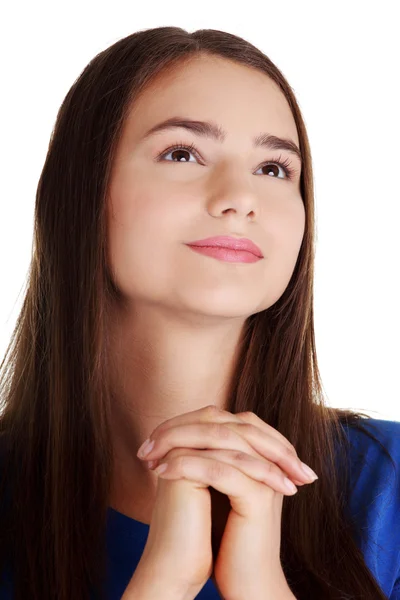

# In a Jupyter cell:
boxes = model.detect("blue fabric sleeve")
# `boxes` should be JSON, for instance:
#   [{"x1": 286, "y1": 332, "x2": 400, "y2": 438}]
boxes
[{"x1": 344, "y1": 418, "x2": 400, "y2": 598}]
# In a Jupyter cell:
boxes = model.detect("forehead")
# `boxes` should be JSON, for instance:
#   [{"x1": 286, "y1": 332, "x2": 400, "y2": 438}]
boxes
[{"x1": 125, "y1": 55, "x2": 299, "y2": 148}]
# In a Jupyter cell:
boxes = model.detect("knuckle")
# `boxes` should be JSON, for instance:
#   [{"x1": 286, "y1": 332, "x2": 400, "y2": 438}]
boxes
[
  {"x1": 166, "y1": 447, "x2": 186, "y2": 460},
  {"x1": 174, "y1": 455, "x2": 191, "y2": 471},
  {"x1": 263, "y1": 461, "x2": 273, "y2": 475},
  {"x1": 210, "y1": 422, "x2": 231, "y2": 440},
  {"x1": 205, "y1": 404, "x2": 221, "y2": 416},
  {"x1": 262, "y1": 461, "x2": 280, "y2": 486},
  {"x1": 149, "y1": 425, "x2": 162, "y2": 438},
  {"x1": 208, "y1": 460, "x2": 228, "y2": 482},
  {"x1": 151, "y1": 423, "x2": 169, "y2": 438},
  {"x1": 283, "y1": 444, "x2": 297, "y2": 458},
  {"x1": 232, "y1": 451, "x2": 248, "y2": 462},
  {"x1": 241, "y1": 423, "x2": 255, "y2": 435},
  {"x1": 240, "y1": 411, "x2": 255, "y2": 419}
]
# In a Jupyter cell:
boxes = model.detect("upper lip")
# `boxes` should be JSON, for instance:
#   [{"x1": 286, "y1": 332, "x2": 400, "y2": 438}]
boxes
[{"x1": 186, "y1": 236, "x2": 263, "y2": 258}]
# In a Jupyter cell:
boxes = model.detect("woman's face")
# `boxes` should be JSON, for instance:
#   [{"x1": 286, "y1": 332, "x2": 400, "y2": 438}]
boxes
[{"x1": 107, "y1": 55, "x2": 305, "y2": 321}]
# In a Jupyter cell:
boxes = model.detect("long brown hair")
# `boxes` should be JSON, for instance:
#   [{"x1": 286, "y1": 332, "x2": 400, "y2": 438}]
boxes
[{"x1": 0, "y1": 26, "x2": 395, "y2": 600}]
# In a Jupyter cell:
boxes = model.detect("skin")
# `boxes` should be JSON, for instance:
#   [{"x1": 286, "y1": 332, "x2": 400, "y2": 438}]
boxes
[{"x1": 106, "y1": 54, "x2": 305, "y2": 523}]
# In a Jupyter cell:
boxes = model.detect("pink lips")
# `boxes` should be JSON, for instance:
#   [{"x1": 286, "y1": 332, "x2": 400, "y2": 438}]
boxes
[{"x1": 185, "y1": 236, "x2": 263, "y2": 263}]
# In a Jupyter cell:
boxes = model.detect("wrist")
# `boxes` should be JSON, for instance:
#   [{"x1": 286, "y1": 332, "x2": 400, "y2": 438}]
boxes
[
  {"x1": 262, "y1": 584, "x2": 297, "y2": 600},
  {"x1": 121, "y1": 563, "x2": 197, "y2": 600},
  {"x1": 122, "y1": 581, "x2": 195, "y2": 600},
  {"x1": 251, "y1": 575, "x2": 297, "y2": 600}
]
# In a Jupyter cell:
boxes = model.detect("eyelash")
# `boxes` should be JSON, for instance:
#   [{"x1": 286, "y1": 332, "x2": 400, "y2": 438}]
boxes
[{"x1": 156, "y1": 141, "x2": 298, "y2": 181}]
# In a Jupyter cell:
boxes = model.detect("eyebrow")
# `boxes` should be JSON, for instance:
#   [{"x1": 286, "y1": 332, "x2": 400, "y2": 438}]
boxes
[{"x1": 141, "y1": 116, "x2": 302, "y2": 164}]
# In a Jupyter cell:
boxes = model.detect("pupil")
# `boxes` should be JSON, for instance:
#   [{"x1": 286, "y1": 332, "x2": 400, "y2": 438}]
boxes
[
  {"x1": 265, "y1": 165, "x2": 278, "y2": 176},
  {"x1": 172, "y1": 150, "x2": 188, "y2": 162}
]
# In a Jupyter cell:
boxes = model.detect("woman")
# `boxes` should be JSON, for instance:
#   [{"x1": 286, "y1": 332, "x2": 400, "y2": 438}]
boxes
[{"x1": 0, "y1": 26, "x2": 399, "y2": 600}]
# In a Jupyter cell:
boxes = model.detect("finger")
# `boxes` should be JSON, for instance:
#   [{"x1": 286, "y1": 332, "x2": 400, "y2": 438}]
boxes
[
  {"x1": 221, "y1": 421, "x2": 318, "y2": 484},
  {"x1": 148, "y1": 405, "x2": 296, "y2": 459},
  {"x1": 149, "y1": 404, "x2": 244, "y2": 438},
  {"x1": 145, "y1": 455, "x2": 306, "y2": 487},
  {"x1": 141, "y1": 421, "x2": 315, "y2": 485},
  {"x1": 140, "y1": 422, "x2": 252, "y2": 462},
  {"x1": 151, "y1": 447, "x2": 299, "y2": 496},
  {"x1": 153, "y1": 454, "x2": 290, "y2": 520},
  {"x1": 234, "y1": 411, "x2": 298, "y2": 455},
  {"x1": 148, "y1": 405, "x2": 299, "y2": 467}
]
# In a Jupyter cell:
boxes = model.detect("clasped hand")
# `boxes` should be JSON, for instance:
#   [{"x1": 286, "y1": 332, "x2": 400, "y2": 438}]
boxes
[{"x1": 136, "y1": 405, "x2": 317, "y2": 599}]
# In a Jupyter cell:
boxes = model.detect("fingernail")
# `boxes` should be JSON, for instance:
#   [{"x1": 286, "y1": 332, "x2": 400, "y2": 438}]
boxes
[
  {"x1": 284, "y1": 477, "x2": 298, "y2": 494},
  {"x1": 137, "y1": 438, "x2": 155, "y2": 458},
  {"x1": 300, "y1": 462, "x2": 318, "y2": 481},
  {"x1": 154, "y1": 463, "x2": 168, "y2": 476}
]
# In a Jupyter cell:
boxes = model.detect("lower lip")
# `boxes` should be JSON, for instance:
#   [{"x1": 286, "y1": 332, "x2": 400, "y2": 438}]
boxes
[{"x1": 186, "y1": 245, "x2": 262, "y2": 263}]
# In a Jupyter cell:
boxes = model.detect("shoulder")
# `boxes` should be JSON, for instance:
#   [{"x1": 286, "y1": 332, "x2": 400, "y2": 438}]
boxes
[
  {"x1": 341, "y1": 416, "x2": 400, "y2": 504},
  {"x1": 341, "y1": 418, "x2": 400, "y2": 597},
  {"x1": 344, "y1": 416, "x2": 400, "y2": 451},
  {"x1": 342, "y1": 417, "x2": 400, "y2": 483}
]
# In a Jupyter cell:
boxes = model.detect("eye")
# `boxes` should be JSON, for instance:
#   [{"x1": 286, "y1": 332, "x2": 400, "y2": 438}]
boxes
[
  {"x1": 256, "y1": 159, "x2": 295, "y2": 180},
  {"x1": 157, "y1": 142, "x2": 298, "y2": 181},
  {"x1": 157, "y1": 142, "x2": 199, "y2": 165}
]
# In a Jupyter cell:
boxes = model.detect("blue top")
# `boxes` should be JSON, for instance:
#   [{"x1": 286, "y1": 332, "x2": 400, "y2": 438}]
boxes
[{"x1": 1, "y1": 417, "x2": 399, "y2": 599}]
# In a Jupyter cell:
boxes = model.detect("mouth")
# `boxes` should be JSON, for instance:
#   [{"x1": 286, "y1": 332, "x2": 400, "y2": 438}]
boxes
[
  {"x1": 186, "y1": 235, "x2": 263, "y2": 258},
  {"x1": 185, "y1": 244, "x2": 262, "y2": 263}
]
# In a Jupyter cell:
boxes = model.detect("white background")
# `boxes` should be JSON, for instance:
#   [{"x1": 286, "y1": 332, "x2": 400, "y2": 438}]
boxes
[{"x1": 1, "y1": 1, "x2": 399, "y2": 421}]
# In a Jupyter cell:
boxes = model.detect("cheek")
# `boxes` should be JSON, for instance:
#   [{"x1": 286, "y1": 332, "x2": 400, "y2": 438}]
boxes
[
  {"x1": 258, "y1": 199, "x2": 305, "y2": 304},
  {"x1": 107, "y1": 184, "x2": 181, "y2": 298},
  {"x1": 109, "y1": 162, "x2": 184, "y2": 236},
  {"x1": 264, "y1": 194, "x2": 305, "y2": 258},
  {"x1": 109, "y1": 167, "x2": 174, "y2": 246}
]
